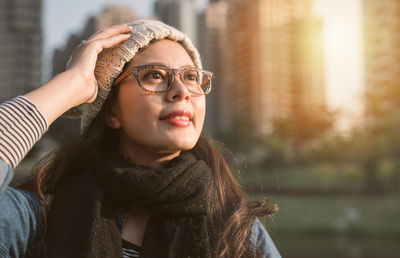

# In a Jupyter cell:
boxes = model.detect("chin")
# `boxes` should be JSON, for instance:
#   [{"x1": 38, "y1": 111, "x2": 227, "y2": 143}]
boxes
[
  {"x1": 164, "y1": 138, "x2": 198, "y2": 152},
  {"x1": 171, "y1": 142, "x2": 197, "y2": 152}
]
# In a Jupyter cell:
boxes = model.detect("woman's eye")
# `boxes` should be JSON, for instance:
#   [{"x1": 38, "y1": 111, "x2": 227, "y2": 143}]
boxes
[
  {"x1": 185, "y1": 72, "x2": 199, "y2": 81},
  {"x1": 144, "y1": 69, "x2": 166, "y2": 80},
  {"x1": 150, "y1": 71, "x2": 163, "y2": 79}
]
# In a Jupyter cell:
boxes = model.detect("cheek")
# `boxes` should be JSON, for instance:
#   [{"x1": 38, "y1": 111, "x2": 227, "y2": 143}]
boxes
[
  {"x1": 194, "y1": 97, "x2": 206, "y2": 132},
  {"x1": 117, "y1": 88, "x2": 160, "y2": 133}
]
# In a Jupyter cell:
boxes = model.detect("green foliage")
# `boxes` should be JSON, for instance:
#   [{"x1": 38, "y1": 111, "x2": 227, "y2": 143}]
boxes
[
  {"x1": 238, "y1": 163, "x2": 366, "y2": 192},
  {"x1": 252, "y1": 193, "x2": 400, "y2": 236},
  {"x1": 256, "y1": 194, "x2": 400, "y2": 257},
  {"x1": 272, "y1": 106, "x2": 334, "y2": 146},
  {"x1": 216, "y1": 120, "x2": 292, "y2": 168}
]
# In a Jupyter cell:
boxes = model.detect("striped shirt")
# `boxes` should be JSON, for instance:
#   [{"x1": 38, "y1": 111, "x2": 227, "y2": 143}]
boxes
[
  {"x1": 122, "y1": 238, "x2": 142, "y2": 258},
  {"x1": 0, "y1": 96, "x2": 145, "y2": 257},
  {"x1": 0, "y1": 96, "x2": 48, "y2": 168}
]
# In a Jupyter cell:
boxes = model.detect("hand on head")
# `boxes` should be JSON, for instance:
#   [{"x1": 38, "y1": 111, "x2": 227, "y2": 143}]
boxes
[
  {"x1": 24, "y1": 24, "x2": 132, "y2": 125},
  {"x1": 67, "y1": 24, "x2": 133, "y2": 103}
]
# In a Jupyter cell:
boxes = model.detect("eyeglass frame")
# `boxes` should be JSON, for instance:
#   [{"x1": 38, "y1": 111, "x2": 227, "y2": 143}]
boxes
[{"x1": 112, "y1": 64, "x2": 214, "y2": 95}]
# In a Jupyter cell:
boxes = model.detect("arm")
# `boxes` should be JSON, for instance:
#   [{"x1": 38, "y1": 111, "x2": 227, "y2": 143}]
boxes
[
  {"x1": 0, "y1": 24, "x2": 133, "y2": 258},
  {"x1": 24, "y1": 24, "x2": 133, "y2": 126},
  {"x1": 251, "y1": 218, "x2": 281, "y2": 258},
  {"x1": 0, "y1": 98, "x2": 48, "y2": 257},
  {"x1": 0, "y1": 159, "x2": 42, "y2": 257},
  {"x1": 0, "y1": 24, "x2": 132, "y2": 170},
  {"x1": 0, "y1": 96, "x2": 48, "y2": 169},
  {"x1": 0, "y1": 98, "x2": 45, "y2": 256}
]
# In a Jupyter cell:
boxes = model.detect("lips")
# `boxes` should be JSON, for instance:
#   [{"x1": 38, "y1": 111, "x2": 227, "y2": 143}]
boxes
[
  {"x1": 160, "y1": 110, "x2": 193, "y2": 121},
  {"x1": 160, "y1": 110, "x2": 193, "y2": 127}
]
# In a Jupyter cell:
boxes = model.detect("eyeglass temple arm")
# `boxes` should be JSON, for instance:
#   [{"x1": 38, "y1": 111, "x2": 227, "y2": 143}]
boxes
[{"x1": 113, "y1": 70, "x2": 131, "y2": 86}]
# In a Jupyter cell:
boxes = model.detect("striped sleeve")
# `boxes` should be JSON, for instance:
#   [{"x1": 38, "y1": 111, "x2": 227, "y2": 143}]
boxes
[{"x1": 0, "y1": 96, "x2": 49, "y2": 169}]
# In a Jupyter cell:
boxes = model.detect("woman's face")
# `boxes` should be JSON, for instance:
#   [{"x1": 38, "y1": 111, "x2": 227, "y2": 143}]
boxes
[{"x1": 107, "y1": 40, "x2": 205, "y2": 160}]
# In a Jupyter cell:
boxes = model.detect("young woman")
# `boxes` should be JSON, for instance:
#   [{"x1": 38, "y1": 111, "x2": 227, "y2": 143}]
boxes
[{"x1": 0, "y1": 20, "x2": 280, "y2": 258}]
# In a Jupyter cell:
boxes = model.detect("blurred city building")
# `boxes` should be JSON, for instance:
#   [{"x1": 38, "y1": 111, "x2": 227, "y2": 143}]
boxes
[
  {"x1": 154, "y1": 0, "x2": 198, "y2": 46},
  {"x1": 198, "y1": 0, "x2": 231, "y2": 135},
  {"x1": 291, "y1": 16, "x2": 325, "y2": 116},
  {"x1": 228, "y1": 0, "x2": 325, "y2": 135},
  {"x1": 0, "y1": 0, "x2": 42, "y2": 102},
  {"x1": 363, "y1": 0, "x2": 400, "y2": 120},
  {"x1": 199, "y1": 0, "x2": 325, "y2": 136},
  {"x1": 51, "y1": 6, "x2": 136, "y2": 139}
]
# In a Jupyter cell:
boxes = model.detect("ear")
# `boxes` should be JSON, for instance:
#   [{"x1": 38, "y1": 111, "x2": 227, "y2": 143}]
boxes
[{"x1": 105, "y1": 104, "x2": 122, "y2": 129}]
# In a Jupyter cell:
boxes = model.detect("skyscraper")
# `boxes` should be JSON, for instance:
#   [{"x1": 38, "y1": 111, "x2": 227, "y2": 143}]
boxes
[
  {"x1": 198, "y1": 0, "x2": 232, "y2": 135},
  {"x1": 363, "y1": 0, "x2": 400, "y2": 120},
  {"x1": 154, "y1": 0, "x2": 198, "y2": 46},
  {"x1": 0, "y1": 0, "x2": 42, "y2": 102},
  {"x1": 291, "y1": 16, "x2": 325, "y2": 114},
  {"x1": 223, "y1": 0, "x2": 325, "y2": 134}
]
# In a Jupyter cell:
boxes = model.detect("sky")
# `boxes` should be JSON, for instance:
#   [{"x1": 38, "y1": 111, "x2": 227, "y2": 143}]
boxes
[
  {"x1": 314, "y1": 0, "x2": 364, "y2": 129},
  {"x1": 42, "y1": 0, "x2": 207, "y2": 51},
  {"x1": 42, "y1": 0, "x2": 364, "y2": 129}
]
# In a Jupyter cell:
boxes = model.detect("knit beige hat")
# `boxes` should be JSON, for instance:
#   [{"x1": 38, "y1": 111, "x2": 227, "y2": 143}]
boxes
[{"x1": 67, "y1": 19, "x2": 202, "y2": 132}]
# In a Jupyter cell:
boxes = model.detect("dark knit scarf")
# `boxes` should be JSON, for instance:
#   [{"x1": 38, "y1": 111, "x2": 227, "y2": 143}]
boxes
[{"x1": 44, "y1": 151, "x2": 219, "y2": 258}]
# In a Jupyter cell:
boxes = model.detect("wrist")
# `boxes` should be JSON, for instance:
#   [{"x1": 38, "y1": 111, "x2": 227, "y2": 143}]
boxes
[
  {"x1": 24, "y1": 69, "x2": 95, "y2": 125},
  {"x1": 58, "y1": 69, "x2": 95, "y2": 107}
]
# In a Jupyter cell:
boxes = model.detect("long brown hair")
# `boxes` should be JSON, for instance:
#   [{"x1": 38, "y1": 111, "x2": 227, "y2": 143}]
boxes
[{"x1": 21, "y1": 70, "x2": 277, "y2": 258}]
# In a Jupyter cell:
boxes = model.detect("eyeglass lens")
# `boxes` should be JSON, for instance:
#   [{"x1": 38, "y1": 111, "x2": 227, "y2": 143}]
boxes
[{"x1": 138, "y1": 67, "x2": 211, "y2": 94}]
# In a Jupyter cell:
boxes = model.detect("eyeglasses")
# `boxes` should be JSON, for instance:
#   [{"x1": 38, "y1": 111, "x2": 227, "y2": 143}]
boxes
[{"x1": 113, "y1": 65, "x2": 214, "y2": 95}]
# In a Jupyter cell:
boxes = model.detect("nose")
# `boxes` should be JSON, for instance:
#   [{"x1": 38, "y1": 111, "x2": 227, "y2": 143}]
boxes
[{"x1": 166, "y1": 71, "x2": 191, "y2": 102}]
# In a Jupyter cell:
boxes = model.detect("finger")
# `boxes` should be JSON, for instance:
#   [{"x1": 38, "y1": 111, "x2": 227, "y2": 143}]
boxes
[
  {"x1": 93, "y1": 33, "x2": 132, "y2": 54},
  {"x1": 90, "y1": 23, "x2": 131, "y2": 38},
  {"x1": 69, "y1": 33, "x2": 131, "y2": 72},
  {"x1": 88, "y1": 24, "x2": 132, "y2": 41}
]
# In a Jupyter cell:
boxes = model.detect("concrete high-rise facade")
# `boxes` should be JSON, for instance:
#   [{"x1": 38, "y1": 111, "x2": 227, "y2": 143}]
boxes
[
  {"x1": 291, "y1": 16, "x2": 325, "y2": 114},
  {"x1": 363, "y1": 0, "x2": 400, "y2": 118},
  {"x1": 198, "y1": 1, "x2": 232, "y2": 135},
  {"x1": 154, "y1": 0, "x2": 198, "y2": 46},
  {"x1": 0, "y1": 0, "x2": 42, "y2": 102},
  {"x1": 222, "y1": 0, "x2": 325, "y2": 134}
]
